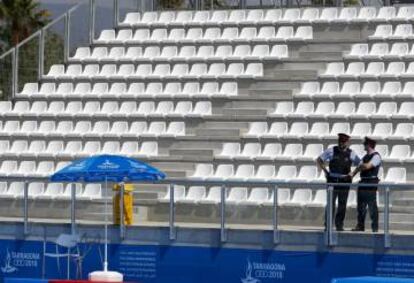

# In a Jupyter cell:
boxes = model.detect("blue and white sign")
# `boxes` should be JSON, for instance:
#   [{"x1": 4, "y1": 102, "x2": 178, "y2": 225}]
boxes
[{"x1": 1, "y1": 239, "x2": 414, "y2": 283}]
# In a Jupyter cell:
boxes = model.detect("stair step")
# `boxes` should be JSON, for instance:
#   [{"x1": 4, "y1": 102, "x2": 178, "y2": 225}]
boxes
[
  {"x1": 171, "y1": 141, "x2": 224, "y2": 150},
  {"x1": 298, "y1": 51, "x2": 344, "y2": 60},
  {"x1": 169, "y1": 148, "x2": 215, "y2": 157},
  {"x1": 248, "y1": 89, "x2": 292, "y2": 98},
  {"x1": 195, "y1": 128, "x2": 241, "y2": 137},
  {"x1": 221, "y1": 108, "x2": 269, "y2": 116},
  {"x1": 264, "y1": 70, "x2": 318, "y2": 81}
]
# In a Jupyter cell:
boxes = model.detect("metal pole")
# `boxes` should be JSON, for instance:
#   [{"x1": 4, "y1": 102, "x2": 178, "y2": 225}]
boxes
[
  {"x1": 326, "y1": 185, "x2": 336, "y2": 246},
  {"x1": 120, "y1": 182, "x2": 125, "y2": 239},
  {"x1": 64, "y1": 12, "x2": 71, "y2": 63},
  {"x1": 70, "y1": 183, "x2": 76, "y2": 235},
  {"x1": 104, "y1": 177, "x2": 108, "y2": 272},
  {"x1": 169, "y1": 184, "x2": 176, "y2": 240},
  {"x1": 137, "y1": 0, "x2": 141, "y2": 12},
  {"x1": 272, "y1": 186, "x2": 279, "y2": 244},
  {"x1": 220, "y1": 184, "x2": 226, "y2": 242},
  {"x1": 114, "y1": 0, "x2": 120, "y2": 27},
  {"x1": 11, "y1": 47, "x2": 18, "y2": 99},
  {"x1": 38, "y1": 30, "x2": 45, "y2": 81},
  {"x1": 23, "y1": 181, "x2": 29, "y2": 235},
  {"x1": 10, "y1": 49, "x2": 16, "y2": 100},
  {"x1": 89, "y1": 0, "x2": 96, "y2": 45},
  {"x1": 384, "y1": 186, "x2": 391, "y2": 248}
]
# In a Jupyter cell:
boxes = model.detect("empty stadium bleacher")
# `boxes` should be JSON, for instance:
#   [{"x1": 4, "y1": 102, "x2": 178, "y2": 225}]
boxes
[{"x1": 2, "y1": 6, "x2": 414, "y2": 230}]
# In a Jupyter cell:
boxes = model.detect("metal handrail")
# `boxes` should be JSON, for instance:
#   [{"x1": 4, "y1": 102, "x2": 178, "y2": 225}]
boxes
[{"x1": 8, "y1": 174, "x2": 407, "y2": 249}]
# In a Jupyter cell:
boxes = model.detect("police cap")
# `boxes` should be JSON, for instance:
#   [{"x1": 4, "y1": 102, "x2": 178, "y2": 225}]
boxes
[
  {"x1": 337, "y1": 133, "x2": 350, "y2": 142},
  {"x1": 363, "y1": 136, "x2": 377, "y2": 148}
]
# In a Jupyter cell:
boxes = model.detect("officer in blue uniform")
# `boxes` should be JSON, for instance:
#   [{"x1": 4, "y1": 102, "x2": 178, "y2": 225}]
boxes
[
  {"x1": 350, "y1": 137, "x2": 382, "y2": 232},
  {"x1": 317, "y1": 133, "x2": 361, "y2": 231}
]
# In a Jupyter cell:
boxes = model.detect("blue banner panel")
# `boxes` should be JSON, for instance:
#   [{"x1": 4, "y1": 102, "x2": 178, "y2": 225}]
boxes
[
  {"x1": 4, "y1": 279, "x2": 48, "y2": 283},
  {"x1": 0, "y1": 239, "x2": 414, "y2": 283},
  {"x1": 332, "y1": 277, "x2": 414, "y2": 283}
]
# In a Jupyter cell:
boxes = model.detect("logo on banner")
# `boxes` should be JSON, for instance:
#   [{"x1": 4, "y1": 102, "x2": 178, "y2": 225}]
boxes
[
  {"x1": 98, "y1": 160, "x2": 120, "y2": 170},
  {"x1": 241, "y1": 259, "x2": 260, "y2": 283},
  {"x1": 241, "y1": 258, "x2": 286, "y2": 282},
  {"x1": 0, "y1": 248, "x2": 40, "y2": 274},
  {"x1": 1, "y1": 249, "x2": 18, "y2": 273},
  {"x1": 68, "y1": 160, "x2": 87, "y2": 171}
]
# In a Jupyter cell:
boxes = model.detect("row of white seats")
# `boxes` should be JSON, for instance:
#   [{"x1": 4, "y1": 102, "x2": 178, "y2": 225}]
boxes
[
  {"x1": 0, "y1": 101, "x2": 212, "y2": 118},
  {"x1": 19, "y1": 82, "x2": 237, "y2": 98},
  {"x1": 297, "y1": 81, "x2": 414, "y2": 99},
  {"x1": 346, "y1": 43, "x2": 414, "y2": 60},
  {"x1": 97, "y1": 26, "x2": 312, "y2": 45},
  {"x1": 218, "y1": 142, "x2": 414, "y2": 163},
  {"x1": 71, "y1": 44, "x2": 288, "y2": 63},
  {"x1": 189, "y1": 163, "x2": 405, "y2": 183},
  {"x1": 370, "y1": 24, "x2": 414, "y2": 41},
  {"x1": 0, "y1": 140, "x2": 158, "y2": 159},
  {"x1": 162, "y1": 185, "x2": 358, "y2": 207},
  {"x1": 0, "y1": 182, "x2": 101, "y2": 200},
  {"x1": 320, "y1": 61, "x2": 414, "y2": 79},
  {"x1": 120, "y1": 7, "x2": 407, "y2": 28},
  {"x1": 271, "y1": 101, "x2": 414, "y2": 120},
  {"x1": 0, "y1": 120, "x2": 185, "y2": 138},
  {"x1": 245, "y1": 121, "x2": 414, "y2": 140},
  {"x1": 45, "y1": 63, "x2": 263, "y2": 80}
]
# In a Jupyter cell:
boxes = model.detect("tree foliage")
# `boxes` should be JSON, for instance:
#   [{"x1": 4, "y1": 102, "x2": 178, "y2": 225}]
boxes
[
  {"x1": 0, "y1": 0, "x2": 63, "y2": 100},
  {"x1": 0, "y1": 0, "x2": 51, "y2": 48}
]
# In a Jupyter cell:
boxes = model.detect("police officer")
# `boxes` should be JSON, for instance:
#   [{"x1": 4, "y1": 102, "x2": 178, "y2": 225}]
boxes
[
  {"x1": 317, "y1": 133, "x2": 361, "y2": 231},
  {"x1": 350, "y1": 137, "x2": 382, "y2": 233}
]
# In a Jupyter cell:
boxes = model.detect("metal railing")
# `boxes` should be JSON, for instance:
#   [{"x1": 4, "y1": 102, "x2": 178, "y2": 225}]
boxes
[
  {"x1": 157, "y1": 179, "x2": 400, "y2": 248},
  {"x1": 7, "y1": 175, "x2": 409, "y2": 250}
]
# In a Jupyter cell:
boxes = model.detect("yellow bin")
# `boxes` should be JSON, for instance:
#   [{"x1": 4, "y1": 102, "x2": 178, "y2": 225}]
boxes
[{"x1": 112, "y1": 184, "x2": 134, "y2": 226}]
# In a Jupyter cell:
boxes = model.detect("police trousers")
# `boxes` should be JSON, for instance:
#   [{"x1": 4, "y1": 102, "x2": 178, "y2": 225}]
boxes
[
  {"x1": 326, "y1": 176, "x2": 351, "y2": 230},
  {"x1": 356, "y1": 178, "x2": 379, "y2": 230}
]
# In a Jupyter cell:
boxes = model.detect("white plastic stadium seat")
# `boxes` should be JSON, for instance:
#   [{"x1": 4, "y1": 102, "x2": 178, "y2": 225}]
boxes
[
  {"x1": 386, "y1": 145, "x2": 410, "y2": 163},
  {"x1": 230, "y1": 164, "x2": 255, "y2": 181},
  {"x1": 345, "y1": 44, "x2": 369, "y2": 59},
  {"x1": 369, "y1": 25, "x2": 392, "y2": 40},
  {"x1": 372, "y1": 6, "x2": 396, "y2": 23},
  {"x1": 179, "y1": 186, "x2": 206, "y2": 204},
  {"x1": 314, "y1": 7, "x2": 337, "y2": 23},
  {"x1": 217, "y1": 143, "x2": 240, "y2": 159},
  {"x1": 384, "y1": 167, "x2": 406, "y2": 184},
  {"x1": 189, "y1": 164, "x2": 214, "y2": 179},
  {"x1": 226, "y1": 187, "x2": 248, "y2": 204},
  {"x1": 355, "y1": 7, "x2": 377, "y2": 23},
  {"x1": 288, "y1": 189, "x2": 312, "y2": 206}
]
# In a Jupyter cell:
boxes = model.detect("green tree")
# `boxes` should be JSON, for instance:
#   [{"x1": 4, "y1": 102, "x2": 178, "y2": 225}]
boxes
[{"x1": 0, "y1": 0, "x2": 51, "y2": 47}]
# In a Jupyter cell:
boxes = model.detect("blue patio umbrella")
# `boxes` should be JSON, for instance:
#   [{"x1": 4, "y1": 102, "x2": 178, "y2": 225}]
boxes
[
  {"x1": 50, "y1": 154, "x2": 166, "y2": 274},
  {"x1": 50, "y1": 154, "x2": 165, "y2": 183}
]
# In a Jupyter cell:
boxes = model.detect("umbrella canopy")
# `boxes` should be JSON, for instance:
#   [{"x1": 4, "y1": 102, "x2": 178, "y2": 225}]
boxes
[
  {"x1": 49, "y1": 154, "x2": 166, "y2": 276},
  {"x1": 50, "y1": 154, "x2": 166, "y2": 183}
]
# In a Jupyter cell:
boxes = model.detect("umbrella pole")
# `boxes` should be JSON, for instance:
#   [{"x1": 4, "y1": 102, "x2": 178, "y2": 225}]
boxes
[{"x1": 104, "y1": 177, "x2": 108, "y2": 272}]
